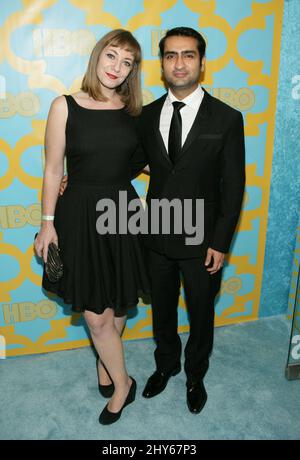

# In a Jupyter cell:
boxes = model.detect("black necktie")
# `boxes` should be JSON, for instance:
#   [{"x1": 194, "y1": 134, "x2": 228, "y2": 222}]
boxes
[{"x1": 168, "y1": 101, "x2": 185, "y2": 164}]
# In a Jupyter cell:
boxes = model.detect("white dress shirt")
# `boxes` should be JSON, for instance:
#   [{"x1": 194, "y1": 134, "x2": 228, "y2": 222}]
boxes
[{"x1": 159, "y1": 85, "x2": 204, "y2": 152}]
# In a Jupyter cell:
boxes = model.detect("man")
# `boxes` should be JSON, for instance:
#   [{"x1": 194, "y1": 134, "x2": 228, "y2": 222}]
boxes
[
  {"x1": 60, "y1": 27, "x2": 245, "y2": 415},
  {"x1": 132, "y1": 27, "x2": 245, "y2": 414}
]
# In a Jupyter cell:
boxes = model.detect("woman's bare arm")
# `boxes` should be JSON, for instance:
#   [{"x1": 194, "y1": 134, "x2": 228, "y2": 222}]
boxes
[{"x1": 34, "y1": 96, "x2": 67, "y2": 262}]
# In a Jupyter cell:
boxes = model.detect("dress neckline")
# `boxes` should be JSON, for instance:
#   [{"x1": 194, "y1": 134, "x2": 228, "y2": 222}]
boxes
[{"x1": 69, "y1": 95, "x2": 125, "y2": 111}]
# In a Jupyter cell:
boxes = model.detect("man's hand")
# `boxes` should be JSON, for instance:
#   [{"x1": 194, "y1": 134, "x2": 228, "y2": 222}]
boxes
[
  {"x1": 205, "y1": 247, "x2": 225, "y2": 274},
  {"x1": 59, "y1": 174, "x2": 68, "y2": 195}
]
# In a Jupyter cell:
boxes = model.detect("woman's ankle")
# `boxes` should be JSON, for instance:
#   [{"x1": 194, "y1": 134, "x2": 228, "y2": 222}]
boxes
[{"x1": 97, "y1": 359, "x2": 113, "y2": 385}]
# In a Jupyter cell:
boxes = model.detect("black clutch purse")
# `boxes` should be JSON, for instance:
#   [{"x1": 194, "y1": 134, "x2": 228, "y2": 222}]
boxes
[{"x1": 35, "y1": 233, "x2": 63, "y2": 282}]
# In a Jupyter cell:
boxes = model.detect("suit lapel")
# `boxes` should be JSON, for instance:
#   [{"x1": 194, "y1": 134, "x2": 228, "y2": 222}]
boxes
[
  {"x1": 176, "y1": 89, "x2": 212, "y2": 163},
  {"x1": 150, "y1": 94, "x2": 172, "y2": 166},
  {"x1": 149, "y1": 89, "x2": 213, "y2": 166}
]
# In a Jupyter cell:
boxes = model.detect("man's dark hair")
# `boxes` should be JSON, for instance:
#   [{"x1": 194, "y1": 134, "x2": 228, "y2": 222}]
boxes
[{"x1": 159, "y1": 27, "x2": 206, "y2": 62}]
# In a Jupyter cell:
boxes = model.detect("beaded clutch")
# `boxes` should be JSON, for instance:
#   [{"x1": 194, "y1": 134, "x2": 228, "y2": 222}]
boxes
[{"x1": 35, "y1": 234, "x2": 63, "y2": 282}]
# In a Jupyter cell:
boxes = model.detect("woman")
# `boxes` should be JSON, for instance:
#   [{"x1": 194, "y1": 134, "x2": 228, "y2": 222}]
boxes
[{"x1": 34, "y1": 29, "x2": 149, "y2": 425}]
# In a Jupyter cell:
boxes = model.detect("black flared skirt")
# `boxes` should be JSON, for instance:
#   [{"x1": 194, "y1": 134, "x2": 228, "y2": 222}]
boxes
[{"x1": 42, "y1": 182, "x2": 150, "y2": 317}]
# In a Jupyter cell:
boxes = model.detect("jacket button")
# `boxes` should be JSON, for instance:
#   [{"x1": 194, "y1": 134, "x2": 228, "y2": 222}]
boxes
[{"x1": 172, "y1": 169, "x2": 176, "y2": 175}]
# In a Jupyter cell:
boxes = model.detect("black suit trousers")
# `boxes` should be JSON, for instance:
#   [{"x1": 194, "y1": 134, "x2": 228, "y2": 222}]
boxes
[{"x1": 147, "y1": 248, "x2": 222, "y2": 385}]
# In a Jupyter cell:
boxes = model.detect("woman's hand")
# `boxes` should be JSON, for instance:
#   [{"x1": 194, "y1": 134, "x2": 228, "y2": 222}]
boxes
[{"x1": 34, "y1": 223, "x2": 59, "y2": 263}]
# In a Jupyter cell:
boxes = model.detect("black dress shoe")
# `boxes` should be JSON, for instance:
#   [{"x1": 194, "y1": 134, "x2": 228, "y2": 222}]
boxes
[
  {"x1": 99, "y1": 377, "x2": 137, "y2": 425},
  {"x1": 142, "y1": 365, "x2": 181, "y2": 398},
  {"x1": 96, "y1": 357, "x2": 114, "y2": 398},
  {"x1": 186, "y1": 380, "x2": 207, "y2": 414}
]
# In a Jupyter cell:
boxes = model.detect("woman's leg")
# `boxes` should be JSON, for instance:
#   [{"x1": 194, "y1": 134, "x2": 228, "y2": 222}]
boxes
[
  {"x1": 97, "y1": 315, "x2": 127, "y2": 385},
  {"x1": 84, "y1": 308, "x2": 132, "y2": 412}
]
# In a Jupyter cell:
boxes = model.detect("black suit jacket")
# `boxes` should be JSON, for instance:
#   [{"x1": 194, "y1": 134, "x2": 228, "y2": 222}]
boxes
[{"x1": 131, "y1": 89, "x2": 245, "y2": 259}]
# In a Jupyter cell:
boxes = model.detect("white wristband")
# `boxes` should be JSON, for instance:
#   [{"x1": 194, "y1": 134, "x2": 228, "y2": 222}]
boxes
[{"x1": 42, "y1": 215, "x2": 55, "y2": 221}]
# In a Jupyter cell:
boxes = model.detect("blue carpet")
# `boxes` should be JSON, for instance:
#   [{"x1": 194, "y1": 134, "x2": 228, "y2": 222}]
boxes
[{"x1": 0, "y1": 315, "x2": 299, "y2": 440}]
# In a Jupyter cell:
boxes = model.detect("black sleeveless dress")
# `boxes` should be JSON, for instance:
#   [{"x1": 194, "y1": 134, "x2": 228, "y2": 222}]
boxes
[{"x1": 42, "y1": 95, "x2": 150, "y2": 317}]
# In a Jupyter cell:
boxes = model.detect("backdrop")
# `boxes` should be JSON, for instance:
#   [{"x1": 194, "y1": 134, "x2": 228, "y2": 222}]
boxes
[
  {"x1": 0, "y1": 0, "x2": 286, "y2": 357},
  {"x1": 287, "y1": 215, "x2": 300, "y2": 371}
]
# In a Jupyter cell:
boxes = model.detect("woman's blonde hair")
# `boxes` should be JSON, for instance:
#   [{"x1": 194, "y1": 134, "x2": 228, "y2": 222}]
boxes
[{"x1": 81, "y1": 29, "x2": 142, "y2": 116}]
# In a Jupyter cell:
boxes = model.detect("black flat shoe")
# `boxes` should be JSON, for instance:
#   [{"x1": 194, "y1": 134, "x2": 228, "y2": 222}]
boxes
[
  {"x1": 99, "y1": 382, "x2": 114, "y2": 398},
  {"x1": 99, "y1": 377, "x2": 137, "y2": 425},
  {"x1": 96, "y1": 357, "x2": 114, "y2": 398},
  {"x1": 142, "y1": 364, "x2": 181, "y2": 398},
  {"x1": 186, "y1": 380, "x2": 207, "y2": 414}
]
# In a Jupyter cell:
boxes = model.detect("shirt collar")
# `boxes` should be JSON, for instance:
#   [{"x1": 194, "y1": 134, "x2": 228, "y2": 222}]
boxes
[{"x1": 167, "y1": 85, "x2": 204, "y2": 110}]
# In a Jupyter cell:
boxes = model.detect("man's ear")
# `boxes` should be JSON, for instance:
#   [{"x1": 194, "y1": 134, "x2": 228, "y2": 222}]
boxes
[{"x1": 201, "y1": 56, "x2": 206, "y2": 72}]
